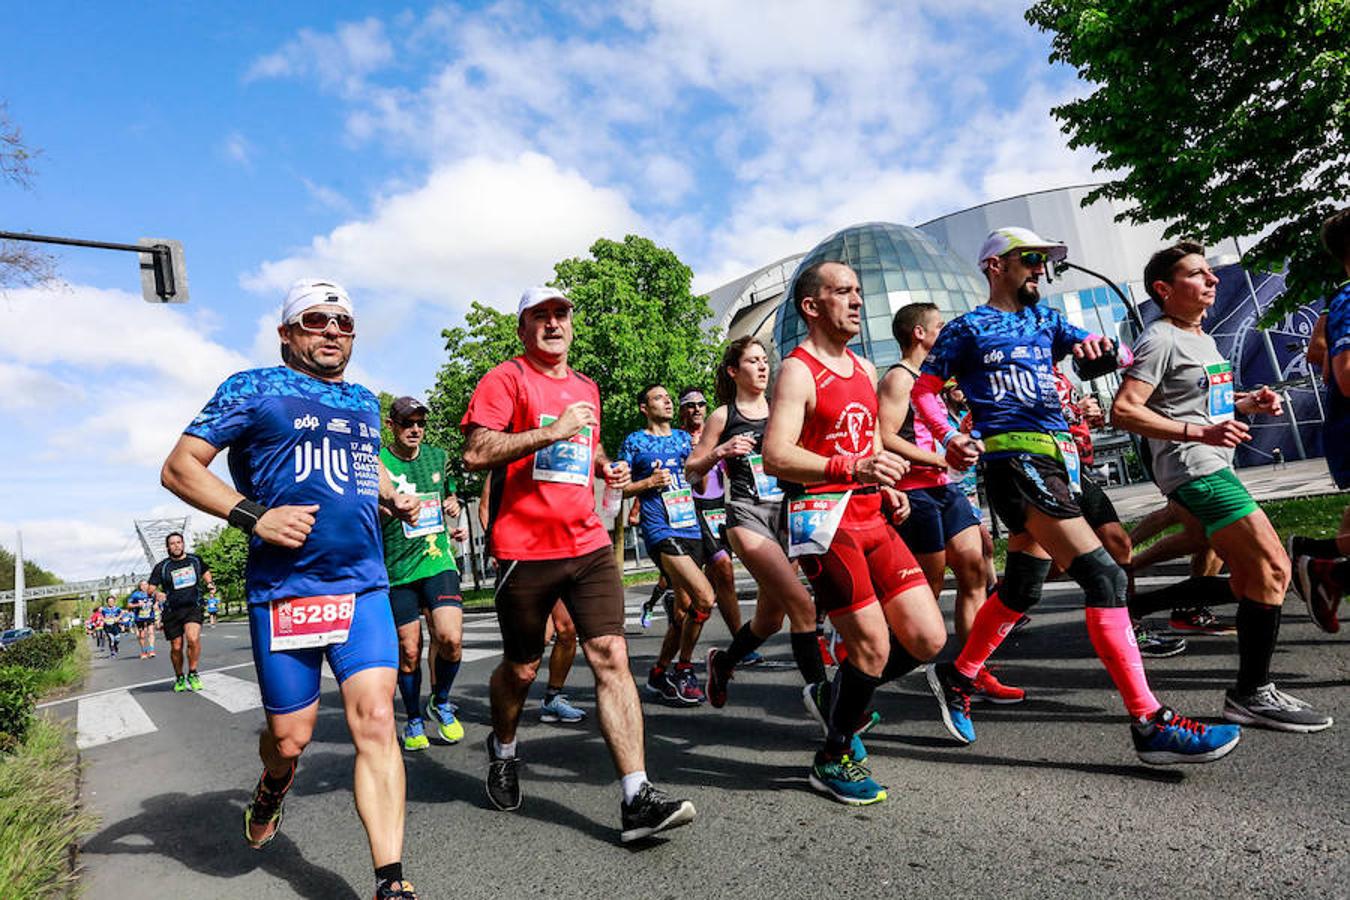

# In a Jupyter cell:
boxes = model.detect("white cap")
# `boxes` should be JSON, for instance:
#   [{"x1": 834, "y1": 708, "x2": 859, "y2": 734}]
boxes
[
  {"x1": 517, "y1": 286, "x2": 572, "y2": 318},
  {"x1": 281, "y1": 278, "x2": 354, "y2": 324},
  {"x1": 977, "y1": 227, "x2": 1068, "y2": 270}
]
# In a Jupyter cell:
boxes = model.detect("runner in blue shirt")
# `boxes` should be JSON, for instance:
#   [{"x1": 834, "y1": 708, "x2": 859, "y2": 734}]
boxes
[
  {"x1": 912, "y1": 226, "x2": 1240, "y2": 765},
  {"x1": 159, "y1": 278, "x2": 421, "y2": 899},
  {"x1": 619, "y1": 385, "x2": 715, "y2": 705},
  {"x1": 129, "y1": 581, "x2": 157, "y2": 659}
]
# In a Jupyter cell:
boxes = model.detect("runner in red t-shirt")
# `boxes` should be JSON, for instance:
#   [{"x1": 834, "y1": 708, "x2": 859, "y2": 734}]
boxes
[
  {"x1": 763, "y1": 261, "x2": 948, "y2": 806},
  {"x1": 461, "y1": 286, "x2": 695, "y2": 844}
]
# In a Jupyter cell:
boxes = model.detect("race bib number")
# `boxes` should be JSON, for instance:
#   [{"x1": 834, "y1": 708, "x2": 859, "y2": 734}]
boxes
[
  {"x1": 533, "y1": 415, "x2": 593, "y2": 485},
  {"x1": 170, "y1": 566, "x2": 197, "y2": 591},
  {"x1": 1206, "y1": 361, "x2": 1235, "y2": 421},
  {"x1": 701, "y1": 507, "x2": 727, "y2": 536},
  {"x1": 748, "y1": 453, "x2": 783, "y2": 500},
  {"x1": 787, "y1": 492, "x2": 851, "y2": 558},
  {"x1": 1054, "y1": 431, "x2": 1083, "y2": 495},
  {"x1": 402, "y1": 492, "x2": 446, "y2": 538},
  {"x1": 662, "y1": 487, "x2": 698, "y2": 531},
  {"x1": 269, "y1": 594, "x2": 356, "y2": 650}
]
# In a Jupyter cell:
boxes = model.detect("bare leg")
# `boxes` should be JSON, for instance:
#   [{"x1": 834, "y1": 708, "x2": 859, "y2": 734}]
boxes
[
  {"x1": 583, "y1": 634, "x2": 645, "y2": 775},
  {"x1": 340, "y1": 667, "x2": 404, "y2": 869}
]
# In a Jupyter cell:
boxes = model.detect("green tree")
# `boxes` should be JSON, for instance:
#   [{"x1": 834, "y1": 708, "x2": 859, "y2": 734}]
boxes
[
  {"x1": 426, "y1": 235, "x2": 721, "y2": 493},
  {"x1": 1026, "y1": 1, "x2": 1350, "y2": 323},
  {"x1": 192, "y1": 526, "x2": 248, "y2": 606},
  {"x1": 0, "y1": 546, "x2": 60, "y2": 593}
]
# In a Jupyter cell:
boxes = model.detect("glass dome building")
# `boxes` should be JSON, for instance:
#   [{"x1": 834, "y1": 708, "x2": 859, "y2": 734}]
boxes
[{"x1": 773, "y1": 221, "x2": 987, "y2": 367}]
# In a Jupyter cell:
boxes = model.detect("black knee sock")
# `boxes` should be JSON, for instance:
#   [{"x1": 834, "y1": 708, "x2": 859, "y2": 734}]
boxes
[
  {"x1": 397, "y1": 668, "x2": 422, "y2": 720},
  {"x1": 722, "y1": 623, "x2": 767, "y2": 672},
  {"x1": 791, "y1": 630, "x2": 827, "y2": 685},
  {"x1": 375, "y1": 862, "x2": 403, "y2": 885},
  {"x1": 879, "y1": 636, "x2": 924, "y2": 684},
  {"x1": 826, "y1": 661, "x2": 881, "y2": 755},
  {"x1": 1235, "y1": 598, "x2": 1282, "y2": 694},
  {"x1": 1128, "y1": 575, "x2": 1234, "y2": 619},
  {"x1": 1332, "y1": 559, "x2": 1350, "y2": 590},
  {"x1": 1293, "y1": 536, "x2": 1342, "y2": 559}
]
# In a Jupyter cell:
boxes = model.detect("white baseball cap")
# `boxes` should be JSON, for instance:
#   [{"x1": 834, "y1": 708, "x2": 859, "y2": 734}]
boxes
[
  {"x1": 281, "y1": 278, "x2": 354, "y2": 324},
  {"x1": 977, "y1": 227, "x2": 1069, "y2": 270},
  {"x1": 517, "y1": 286, "x2": 573, "y2": 318}
]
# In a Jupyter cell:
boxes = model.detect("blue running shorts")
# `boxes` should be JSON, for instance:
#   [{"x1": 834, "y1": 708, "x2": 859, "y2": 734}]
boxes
[
  {"x1": 247, "y1": 588, "x2": 398, "y2": 714},
  {"x1": 897, "y1": 483, "x2": 981, "y2": 554}
]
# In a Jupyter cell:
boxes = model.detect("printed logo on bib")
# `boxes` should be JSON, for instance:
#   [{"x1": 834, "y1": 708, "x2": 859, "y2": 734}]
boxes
[
  {"x1": 662, "y1": 487, "x2": 698, "y2": 531},
  {"x1": 1053, "y1": 431, "x2": 1083, "y2": 495},
  {"x1": 748, "y1": 453, "x2": 783, "y2": 499},
  {"x1": 269, "y1": 593, "x2": 356, "y2": 650},
  {"x1": 533, "y1": 414, "x2": 593, "y2": 485},
  {"x1": 787, "y1": 492, "x2": 851, "y2": 558},
  {"x1": 170, "y1": 566, "x2": 198, "y2": 591},
  {"x1": 402, "y1": 492, "x2": 445, "y2": 538},
  {"x1": 1206, "y1": 361, "x2": 1235, "y2": 421}
]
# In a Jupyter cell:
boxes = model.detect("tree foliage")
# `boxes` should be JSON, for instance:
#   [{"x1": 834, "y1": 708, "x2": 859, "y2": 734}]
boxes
[
  {"x1": 426, "y1": 235, "x2": 722, "y2": 493},
  {"x1": 0, "y1": 546, "x2": 60, "y2": 593},
  {"x1": 0, "y1": 102, "x2": 56, "y2": 289},
  {"x1": 192, "y1": 525, "x2": 248, "y2": 605},
  {"x1": 1026, "y1": 1, "x2": 1350, "y2": 323}
]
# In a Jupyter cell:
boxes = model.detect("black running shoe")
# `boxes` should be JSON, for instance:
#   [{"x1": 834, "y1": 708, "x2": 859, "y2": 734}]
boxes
[
  {"x1": 1134, "y1": 622, "x2": 1187, "y2": 658},
  {"x1": 374, "y1": 879, "x2": 418, "y2": 899},
  {"x1": 485, "y1": 736, "x2": 521, "y2": 811},
  {"x1": 705, "y1": 648, "x2": 732, "y2": 708},
  {"x1": 244, "y1": 762, "x2": 295, "y2": 849},
  {"x1": 620, "y1": 782, "x2": 696, "y2": 843}
]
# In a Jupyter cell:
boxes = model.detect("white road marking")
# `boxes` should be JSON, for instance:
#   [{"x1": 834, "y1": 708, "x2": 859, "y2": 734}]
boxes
[
  {"x1": 40, "y1": 661, "x2": 257, "y2": 709},
  {"x1": 76, "y1": 690, "x2": 157, "y2": 749},
  {"x1": 193, "y1": 672, "x2": 263, "y2": 713}
]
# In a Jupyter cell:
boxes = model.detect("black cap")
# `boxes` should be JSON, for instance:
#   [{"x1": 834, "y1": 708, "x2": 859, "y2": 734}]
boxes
[{"x1": 389, "y1": 396, "x2": 429, "y2": 422}]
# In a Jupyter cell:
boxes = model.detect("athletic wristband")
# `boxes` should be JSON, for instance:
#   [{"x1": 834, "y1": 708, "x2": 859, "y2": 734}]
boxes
[
  {"x1": 824, "y1": 454, "x2": 853, "y2": 481},
  {"x1": 939, "y1": 430, "x2": 957, "y2": 450},
  {"x1": 227, "y1": 499, "x2": 268, "y2": 535}
]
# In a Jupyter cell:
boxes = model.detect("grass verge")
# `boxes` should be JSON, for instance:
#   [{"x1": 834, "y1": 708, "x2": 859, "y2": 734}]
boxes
[{"x1": 0, "y1": 716, "x2": 97, "y2": 898}]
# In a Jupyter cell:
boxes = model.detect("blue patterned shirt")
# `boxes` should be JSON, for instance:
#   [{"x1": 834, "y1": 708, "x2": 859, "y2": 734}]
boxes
[{"x1": 618, "y1": 428, "x2": 700, "y2": 546}]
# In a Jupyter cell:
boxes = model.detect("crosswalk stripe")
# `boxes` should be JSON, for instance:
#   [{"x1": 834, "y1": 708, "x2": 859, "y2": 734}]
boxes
[
  {"x1": 76, "y1": 690, "x2": 157, "y2": 749},
  {"x1": 194, "y1": 672, "x2": 263, "y2": 713}
]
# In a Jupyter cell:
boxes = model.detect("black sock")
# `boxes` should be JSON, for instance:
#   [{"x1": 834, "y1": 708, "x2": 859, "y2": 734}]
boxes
[
  {"x1": 722, "y1": 623, "x2": 766, "y2": 671},
  {"x1": 1235, "y1": 598, "x2": 1282, "y2": 694},
  {"x1": 375, "y1": 862, "x2": 403, "y2": 885},
  {"x1": 262, "y1": 764, "x2": 292, "y2": 791},
  {"x1": 826, "y1": 661, "x2": 881, "y2": 755},
  {"x1": 1331, "y1": 559, "x2": 1350, "y2": 590},
  {"x1": 1128, "y1": 575, "x2": 1234, "y2": 618},
  {"x1": 790, "y1": 630, "x2": 826, "y2": 685},
  {"x1": 545, "y1": 688, "x2": 561, "y2": 703},
  {"x1": 1292, "y1": 535, "x2": 1341, "y2": 559},
  {"x1": 879, "y1": 636, "x2": 924, "y2": 684}
]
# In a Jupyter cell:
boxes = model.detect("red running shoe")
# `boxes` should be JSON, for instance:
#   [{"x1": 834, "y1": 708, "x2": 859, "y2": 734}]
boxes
[
  {"x1": 818, "y1": 634, "x2": 836, "y2": 667},
  {"x1": 1296, "y1": 557, "x2": 1343, "y2": 633},
  {"x1": 970, "y1": 666, "x2": 1025, "y2": 704}
]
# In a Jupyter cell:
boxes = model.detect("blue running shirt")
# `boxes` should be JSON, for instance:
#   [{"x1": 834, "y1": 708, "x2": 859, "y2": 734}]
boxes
[
  {"x1": 617, "y1": 429, "x2": 700, "y2": 546},
  {"x1": 921, "y1": 304, "x2": 1091, "y2": 443},
  {"x1": 184, "y1": 366, "x2": 388, "y2": 604},
  {"x1": 1325, "y1": 281, "x2": 1350, "y2": 488}
]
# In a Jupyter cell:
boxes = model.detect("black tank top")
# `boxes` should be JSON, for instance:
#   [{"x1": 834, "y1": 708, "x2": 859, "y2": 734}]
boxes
[
  {"x1": 890, "y1": 362, "x2": 920, "y2": 444},
  {"x1": 723, "y1": 398, "x2": 770, "y2": 502}
]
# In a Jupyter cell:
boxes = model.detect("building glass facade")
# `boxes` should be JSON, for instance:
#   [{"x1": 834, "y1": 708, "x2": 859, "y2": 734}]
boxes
[{"x1": 773, "y1": 222, "x2": 986, "y2": 367}]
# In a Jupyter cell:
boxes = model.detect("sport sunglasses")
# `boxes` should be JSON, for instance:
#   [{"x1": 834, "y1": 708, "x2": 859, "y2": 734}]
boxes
[
  {"x1": 1016, "y1": 251, "x2": 1049, "y2": 266},
  {"x1": 292, "y1": 310, "x2": 356, "y2": 334}
]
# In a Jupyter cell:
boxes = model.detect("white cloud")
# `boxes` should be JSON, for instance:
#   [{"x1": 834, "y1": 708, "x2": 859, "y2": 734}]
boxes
[
  {"x1": 0, "y1": 361, "x2": 83, "y2": 410},
  {"x1": 223, "y1": 131, "x2": 253, "y2": 168},
  {"x1": 244, "y1": 17, "x2": 394, "y2": 93},
  {"x1": 244, "y1": 152, "x2": 645, "y2": 312},
  {"x1": 301, "y1": 177, "x2": 354, "y2": 214}
]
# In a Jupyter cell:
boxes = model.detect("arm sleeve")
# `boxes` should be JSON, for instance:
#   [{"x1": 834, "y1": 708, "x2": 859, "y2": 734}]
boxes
[
  {"x1": 184, "y1": 372, "x2": 258, "y2": 448},
  {"x1": 912, "y1": 374, "x2": 957, "y2": 443},
  {"x1": 460, "y1": 365, "x2": 518, "y2": 433},
  {"x1": 1123, "y1": 328, "x2": 1169, "y2": 388}
]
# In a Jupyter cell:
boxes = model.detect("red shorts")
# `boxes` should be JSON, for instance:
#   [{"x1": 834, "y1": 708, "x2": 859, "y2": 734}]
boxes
[{"x1": 799, "y1": 520, "x2": 927, "y2": 618}]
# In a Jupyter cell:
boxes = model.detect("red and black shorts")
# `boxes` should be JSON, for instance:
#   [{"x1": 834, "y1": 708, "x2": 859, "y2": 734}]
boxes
[{"x1": 798, "y1": 520, "x2": 928, "y2": 619}]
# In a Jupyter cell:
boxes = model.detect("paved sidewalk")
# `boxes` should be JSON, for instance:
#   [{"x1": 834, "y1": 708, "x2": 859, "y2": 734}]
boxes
[{"x1": 1102, "y1": 457, "x2": 1339, "y2": 522}]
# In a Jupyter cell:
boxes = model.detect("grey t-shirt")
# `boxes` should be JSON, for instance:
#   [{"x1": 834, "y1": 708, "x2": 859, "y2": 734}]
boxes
[{"x1": 1125, "y1": 320, "x2": 1236, "y2": 494}]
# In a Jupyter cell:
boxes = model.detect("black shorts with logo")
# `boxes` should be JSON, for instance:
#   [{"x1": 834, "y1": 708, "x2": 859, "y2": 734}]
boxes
[
  {"x1": 161, "y1": 605, "x2": 204, "y2": 641},
  {"x1": 389, "y1": 569, "x2": 463, "y2": 628},
  {"x1": 985, "y1": 452, "x2": 1082, "y2": 535}
]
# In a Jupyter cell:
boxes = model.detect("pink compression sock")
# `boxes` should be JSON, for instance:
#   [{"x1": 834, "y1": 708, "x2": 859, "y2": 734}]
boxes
[
  {"x1": 954, "y1": 593, "x2": 1022, "y2": 679},
  {"x1": 1084, "y1": 606, "x2": 1160, "y2": 719}
]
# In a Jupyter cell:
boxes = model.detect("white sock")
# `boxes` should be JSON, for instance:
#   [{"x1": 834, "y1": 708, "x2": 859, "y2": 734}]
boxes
[
  {"x1": 620, "y1": 770, "x2": 648, "y2": 804},
  {"x1": 491, "y1": 735, "x2": 517, "y2": 759}
]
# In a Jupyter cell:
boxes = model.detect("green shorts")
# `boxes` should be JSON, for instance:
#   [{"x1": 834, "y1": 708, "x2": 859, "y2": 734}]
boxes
[{"x1": 1169, "y1": 469, "x2": 1258, "y2": 537}]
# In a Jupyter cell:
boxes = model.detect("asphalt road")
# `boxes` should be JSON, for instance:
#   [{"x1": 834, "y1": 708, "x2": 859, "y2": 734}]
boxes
[{"x1": 44, "y1": 572, "x2": 1348, "y2": 900}]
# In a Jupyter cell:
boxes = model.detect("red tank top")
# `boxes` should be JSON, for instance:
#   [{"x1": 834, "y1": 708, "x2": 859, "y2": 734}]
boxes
[{"x1": 788, "y1": 345, "x2": 882, "y2": 524}]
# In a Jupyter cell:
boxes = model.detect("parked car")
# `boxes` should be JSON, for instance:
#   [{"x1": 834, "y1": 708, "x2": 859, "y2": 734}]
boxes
[{"x1": 0, "y1": 627, "x2": 36, "y2": 648}]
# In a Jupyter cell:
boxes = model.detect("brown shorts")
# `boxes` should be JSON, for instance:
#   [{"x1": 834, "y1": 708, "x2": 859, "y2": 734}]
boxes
[
  {"x1": 494, "y1": 545, "x2": 626, "y2": 663},
  {"x1": 798, "y1": 520, "x2": 928, "y2": 619}
]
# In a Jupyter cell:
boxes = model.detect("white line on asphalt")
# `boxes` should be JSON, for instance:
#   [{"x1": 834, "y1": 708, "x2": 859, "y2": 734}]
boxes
[
  {"x1": 76, "y1": 690, "x2": 157, "y2": 749},
  {"x1": 38, "y1": 661, "x2": 256, "y2": 709},
  {"x1": 193, "y1": 672, "x2": 263, "y2": 713}
]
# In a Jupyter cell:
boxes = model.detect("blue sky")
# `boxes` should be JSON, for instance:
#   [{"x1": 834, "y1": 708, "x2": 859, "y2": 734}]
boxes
[{"x1": 0, "y1": 1, "x2": 1099, "y2": 578}]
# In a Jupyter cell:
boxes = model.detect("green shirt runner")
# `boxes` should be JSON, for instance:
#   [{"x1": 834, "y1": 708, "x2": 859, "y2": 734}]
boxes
[{"x1": 380, "y1": 443, "x2": 460, "y2": 586}]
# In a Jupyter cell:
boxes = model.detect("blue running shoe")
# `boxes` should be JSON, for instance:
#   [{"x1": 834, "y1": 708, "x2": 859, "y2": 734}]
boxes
[
  {"x1": 539, "y1": 693, "x2": 586, "y2": 724},
  {"x1": 738, "y1": 651, "x2": 765, "y2": 668},
  {"x1": 926, "y1": 663, "x2": 976, "y2": 744},
  {"x1": 809, "y1": 753, "x2": 886, "y2": 806},
  {"x1": 1132, "y1": 706, "x2": 1241, "y2": 765}
]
